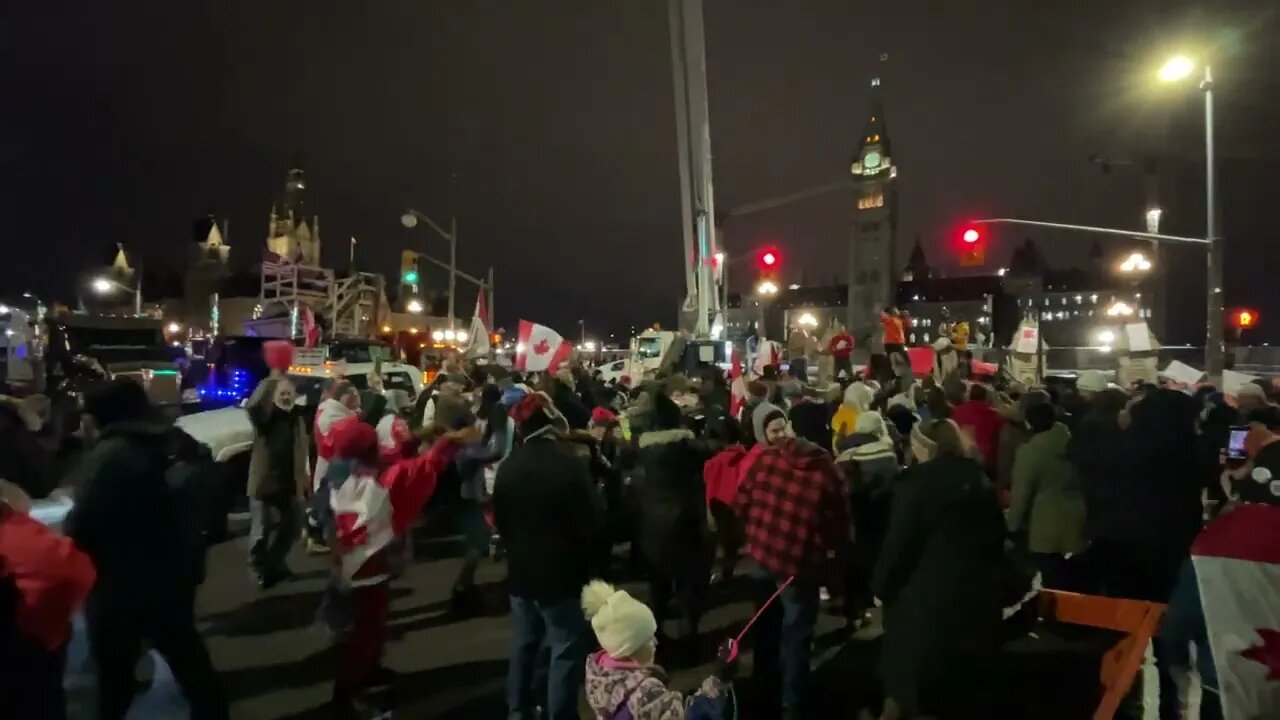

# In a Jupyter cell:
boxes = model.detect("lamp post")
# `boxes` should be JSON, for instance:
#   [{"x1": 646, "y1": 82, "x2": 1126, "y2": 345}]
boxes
[
  {"x1": 1158, "y1": 55, "x2": 1223, "y2": 380},
  {"x1": 401, "y1": 209, "x2": 457, "y2": 331},
  {"x1": 91, "y1": 276, "x2": 141, "y2": 315}
]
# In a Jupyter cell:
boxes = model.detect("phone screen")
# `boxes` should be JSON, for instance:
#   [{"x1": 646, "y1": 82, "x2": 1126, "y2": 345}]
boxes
[{"x1": 1226, "y1": 426, "x2": 1249, "y2": 460}]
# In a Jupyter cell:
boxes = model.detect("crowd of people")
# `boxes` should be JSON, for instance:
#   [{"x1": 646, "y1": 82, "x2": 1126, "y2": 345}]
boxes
[{"x1": 2, "y1": 336, "x2": 1279, "y2": 719}]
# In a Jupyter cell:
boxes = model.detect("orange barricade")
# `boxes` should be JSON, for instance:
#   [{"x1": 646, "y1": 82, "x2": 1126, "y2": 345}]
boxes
[{"x1": 1038, "y1": 590, "x2": 1167, "y2": 720}]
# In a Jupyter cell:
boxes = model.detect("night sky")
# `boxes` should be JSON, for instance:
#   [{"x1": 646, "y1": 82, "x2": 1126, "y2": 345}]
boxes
[{"x1": 4, "y1": 1, "x2": 1278, "y2": 341}]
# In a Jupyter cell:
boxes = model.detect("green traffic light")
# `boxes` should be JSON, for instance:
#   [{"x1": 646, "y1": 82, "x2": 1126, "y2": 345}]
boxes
[{"x1": 403, "y1": 271, "x2": 420, "y2": 284}]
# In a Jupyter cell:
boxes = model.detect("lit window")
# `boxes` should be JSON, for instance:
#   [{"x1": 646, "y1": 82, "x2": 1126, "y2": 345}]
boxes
[
  {"x1": 1061, "y1": 297, "x2": 1068, "y2": 306},
  {"x1": 1090, "y1": 294, "x2": 1098, "y2": 303},
  {"x1": 909, "y1": 333, "x2": 917, "y2": 343},
  {"x1": 857, "y1": 193, "x2": 885, "y2": 210},
  {"x1": 1074, "y1": 295, "x2": 1082, "y2": 304},
  {"x1": 922, "y1": 333, "x2": 930, "y2": 342}
]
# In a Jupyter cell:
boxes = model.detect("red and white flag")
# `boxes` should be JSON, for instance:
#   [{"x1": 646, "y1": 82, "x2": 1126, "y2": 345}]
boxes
[
  {"x1": 1192, "y1": 503, "x2": 1280, "y2": 719},
  {"x1": 331, "y1": 438, "x2": 462, "y2": 584},
  {"x1": 515, "y1": 320, "x2": 572, "y2": 372},
  {"x1": 465, "y1": 290, "x2": 491, "y2": 359}
]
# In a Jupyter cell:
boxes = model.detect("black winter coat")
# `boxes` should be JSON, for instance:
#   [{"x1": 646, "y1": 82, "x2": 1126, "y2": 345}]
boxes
[
  {"x1": 65, "y1": 423, "x2": 205, "y2": 612},
  {"x1": 493, "y1": 436, "x2": 600, "y2": 601},
  {"x1": 633, "y1": 428, "x2": 712, "y2": 577},
  {"x1": 872, "y1": 455, "x2": 1006, "y2": 717}
]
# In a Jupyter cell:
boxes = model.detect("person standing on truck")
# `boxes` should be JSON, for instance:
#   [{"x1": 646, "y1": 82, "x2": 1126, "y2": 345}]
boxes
[{"x1": 246, "y1": 373, "x2": 311, "y2": 588}]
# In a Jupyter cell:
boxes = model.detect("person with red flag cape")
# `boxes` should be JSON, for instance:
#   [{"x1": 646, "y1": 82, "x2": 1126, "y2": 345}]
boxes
[{"x1": 326, "y1": 420, "x2": 477, "y2": 717}]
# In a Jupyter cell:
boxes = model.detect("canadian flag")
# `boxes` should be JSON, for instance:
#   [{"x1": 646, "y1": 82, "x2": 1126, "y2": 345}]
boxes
[
  {"x1": 515, "y1": 320, "x2": 572, "y2": 373},
  {"x1": 465, "y1": 290, "x2": 491, "y2": 359},
  {"x1": 331, "y1": 438, "x2": 462, "y2": 583},
  {"x1": 1191, "y1": 503, "x2": 1280, "y2": 719}
]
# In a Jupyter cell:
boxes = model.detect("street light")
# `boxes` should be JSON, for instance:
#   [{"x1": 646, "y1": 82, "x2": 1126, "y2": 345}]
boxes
[
  {"x1": 756, "y1": 280, "x2": 779, "y2": 296},
  {"x1": 1106, "y1": 301, "x2": 1135, "y2": 317},
  {"x1": 165, "y1": 322, "x2": 182, "y2": 334},
  {"x1": 91, "y1": 276, "x2": 142, "y2": 315},
  {"x1": 1157, "y1": 55, "x2": 1196, "y2": 82},
  {"x1": 1118, "y1": 251, "x2": 1153, "y2": 274},
  {"x1": 1158, "y1": 54, "x2": 1223, "y2": 380}
]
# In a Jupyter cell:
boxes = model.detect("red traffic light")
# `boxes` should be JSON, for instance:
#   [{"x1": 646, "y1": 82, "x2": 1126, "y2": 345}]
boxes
[
  {"x1": 962, "y1": 228, "x2": 981, "y2": 244},
  {"x1": 760, "y1": 250, "x2": 778, "y2": 267},
  {"x1": 1234, "y1": 309, "x2": 1258, "y2": 329}
]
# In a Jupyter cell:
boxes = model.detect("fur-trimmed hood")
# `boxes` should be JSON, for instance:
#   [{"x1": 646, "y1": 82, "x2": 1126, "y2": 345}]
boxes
[{"x1": 637, "y1": 427, "x2": 695, "y2": 449}]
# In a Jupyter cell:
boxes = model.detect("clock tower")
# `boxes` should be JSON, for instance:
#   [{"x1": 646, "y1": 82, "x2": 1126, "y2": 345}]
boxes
[{"x1": 846, "y1": 75, "x2": 898, "y2": 347}]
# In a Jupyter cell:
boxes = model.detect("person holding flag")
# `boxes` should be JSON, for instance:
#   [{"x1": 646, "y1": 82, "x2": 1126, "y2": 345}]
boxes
[
  {"x1": 514, "y1": 320, "x2": 573, "y2": 374},
  {"x1": 327, "y1": 420, "x2": 478, "y2": 717},
  {"x1": 1162, "y1": 426, "x2": 1280, "y2": 720}
]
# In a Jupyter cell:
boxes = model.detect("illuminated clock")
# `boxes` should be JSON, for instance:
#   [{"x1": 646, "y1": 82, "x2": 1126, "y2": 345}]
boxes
[{"x1": 863, "y1": 151, "x2": 882, "y2": 170}]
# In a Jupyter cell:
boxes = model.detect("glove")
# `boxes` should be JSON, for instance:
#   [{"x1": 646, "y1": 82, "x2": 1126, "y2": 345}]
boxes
[{"x1": 712, "y1": 638, "x2": 738, "y2": 682}]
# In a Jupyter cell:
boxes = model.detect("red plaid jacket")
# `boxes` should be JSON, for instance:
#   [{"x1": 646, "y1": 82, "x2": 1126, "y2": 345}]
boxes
[{"x1": 734, "y1": 438, "x2": 850, "y2": 579}]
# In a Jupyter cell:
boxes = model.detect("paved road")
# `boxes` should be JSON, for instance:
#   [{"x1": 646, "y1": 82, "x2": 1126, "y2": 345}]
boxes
[
  {"x1": 193, "y1": 526, "x2": 829, "y2": 720},
  {"x1": 65, "y1": 518, "x2": 1172, "y2": 720}
]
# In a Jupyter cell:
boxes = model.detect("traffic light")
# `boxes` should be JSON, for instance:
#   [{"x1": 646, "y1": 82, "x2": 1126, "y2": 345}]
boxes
[
  {"x1": 756, "y1": 246, "x2": 781, "y2": 295},
  {"x1": 758, "y1": 248, "x2": 779, "y2": 269},
  {"x1": 1232, "y1": 308, "x2": 1259, "y2": 330},
  {"x1": 400, "y1": 250, "x2": 420, "y2": 285},
  {"x1": 958, "y1": 226, "x2": 986, "y2": 268}
]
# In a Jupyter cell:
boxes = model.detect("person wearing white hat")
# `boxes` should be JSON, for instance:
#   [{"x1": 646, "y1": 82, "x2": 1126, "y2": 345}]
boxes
[{"x1": 581, "y1": 580, "x2": 735, "y2": 720}]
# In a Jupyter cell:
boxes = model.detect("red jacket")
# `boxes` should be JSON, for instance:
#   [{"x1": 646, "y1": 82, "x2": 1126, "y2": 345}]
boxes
[
  {"x1": 703, "y1": 445, "x2": 749, "y2": 507},
  {"x1": 828, "y1": 333, "x2": 855, "y2": 359},
  {"x1": 0, "y1": 508, "x2": 96, "y2": 650},
  {"x1": 951, "y1": 400, "x2": 1002, "y2": 469},
  {"x1": 734, "y1": 439, "x2": 849, "y2": 579}
]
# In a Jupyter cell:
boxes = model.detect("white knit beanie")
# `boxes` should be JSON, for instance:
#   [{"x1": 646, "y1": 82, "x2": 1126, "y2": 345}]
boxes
[{"x1": 581, "y1": 580, "x2": 657, "y2": 659}]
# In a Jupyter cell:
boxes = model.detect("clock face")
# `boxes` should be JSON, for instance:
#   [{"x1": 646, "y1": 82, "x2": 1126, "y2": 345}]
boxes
[{"x1": 863, "y1": 151, "x2": 882, "y2": 170}]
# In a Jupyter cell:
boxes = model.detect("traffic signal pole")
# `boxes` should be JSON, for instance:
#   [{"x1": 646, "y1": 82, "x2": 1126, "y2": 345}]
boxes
[{"x1": 969, "y1": 217, "x2": 1224, "y2": 381}]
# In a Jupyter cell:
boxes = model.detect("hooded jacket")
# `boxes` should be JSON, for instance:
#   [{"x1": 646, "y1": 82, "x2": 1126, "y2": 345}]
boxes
[
  {"x1": 831, "y1": 382, "x2": 874, "y2": 451},
  {"x1": 1007, "y1": 422, "x2": 1087, "y2": 555},
  {"x1": 735, "y1": 438, "x2": 849, "y2": 579},
  {"x1": 634, "y1": 428, "x2": 711, "y2": 576},
  {"x1": 584, "y1": 651, "x2": 726, "y2": 720},
  {"x1": 313, "y1": 396, "x2": 358, "y2": 491},
  {"x1": 836, "y1": 413, "x2": 900, "y2": 548}
]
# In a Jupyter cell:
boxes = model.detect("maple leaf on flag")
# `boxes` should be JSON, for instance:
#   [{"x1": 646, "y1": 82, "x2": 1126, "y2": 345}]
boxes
[
  {"x1": 1241, "y1": 628, "x2": 1280, "y2": 681},
  {"x1": 533, "y1": 339, "x2": 551, "y2": 355}
]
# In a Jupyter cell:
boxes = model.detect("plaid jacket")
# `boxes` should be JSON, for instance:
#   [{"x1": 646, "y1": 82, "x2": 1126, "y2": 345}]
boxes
[{"x1": 734, "y1": 438, "x2": 850, "y2": 579}]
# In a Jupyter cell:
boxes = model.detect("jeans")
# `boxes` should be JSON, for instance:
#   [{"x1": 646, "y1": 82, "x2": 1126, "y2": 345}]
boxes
[
  {"x1": 248, "y1": 496, "x2": 298, "y2": 573},
  {"x1": 507, "y1": 594, "x2": 587, "y2": 720},
  {"x1": 87, "y1": 599, "x2": 228, "y2": 720},
  {"x1": 745, "y1": 563, "x2": 820, "y2": 712}
]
